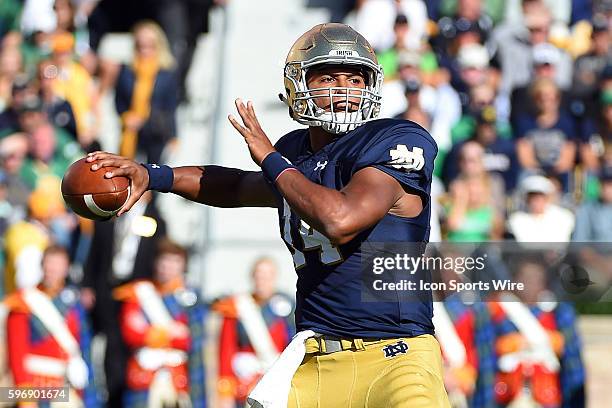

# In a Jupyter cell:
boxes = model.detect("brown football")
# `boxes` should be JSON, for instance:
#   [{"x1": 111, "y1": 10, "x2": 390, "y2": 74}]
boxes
[{"x1": 61, "y1": 158, "x2": 130, "y2": 221}]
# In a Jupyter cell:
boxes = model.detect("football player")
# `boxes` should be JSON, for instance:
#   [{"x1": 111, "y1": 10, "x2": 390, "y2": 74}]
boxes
[{"x1": 87, "y1": 23, "x2": 450, "y2": 407}]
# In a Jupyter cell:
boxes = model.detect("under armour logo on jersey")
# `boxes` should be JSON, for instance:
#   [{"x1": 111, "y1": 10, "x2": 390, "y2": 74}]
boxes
[
  {"x1": 388, "y1": 145, "x2": 425, "y2": 171},
  {"x1": 151, "y1": 164, "x2": 160, "y2": 169},
  {"x1": 382, "y1": 340, "x2": 409, "y2": 358},
  {"x1": 314, "y1": 160, "x2": 328, "y2": 171}
]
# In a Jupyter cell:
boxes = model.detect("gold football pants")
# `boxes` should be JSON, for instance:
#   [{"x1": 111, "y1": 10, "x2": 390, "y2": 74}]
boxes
[{"x1": 288, "y1": 334, "x2": 451, "y2": 408}]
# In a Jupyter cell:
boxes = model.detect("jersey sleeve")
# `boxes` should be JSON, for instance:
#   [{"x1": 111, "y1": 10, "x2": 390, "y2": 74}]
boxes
[{"x1": 352, "y1": 123, "x2": 437, "y2": 204}]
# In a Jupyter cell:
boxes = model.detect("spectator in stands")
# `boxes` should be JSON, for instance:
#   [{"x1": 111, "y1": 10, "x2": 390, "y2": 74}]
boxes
[
  {"x1": 571, "y1": 14, "x2": 611, "y2": 119},
  {"x1": 578, "y1": 85, "x2": 612, "y2": 199},
  {"x1": 18, "y1": 109, "x2": 82, "y2": 190},
  {"x1": 394, "y1": 77, "x2": 431, "y2": 129},
  {"x1": 433, "y1": 18, "x2": 487, "y2": 89},
  {"x1": 115, "y1": 20, "x2": 178, "y2": 163},
  {"x1": 514, "y1": 78, "x2": 577, "y2": 190},
  {"x1": 0, "y1": 45, "x2": 23, "y2": 114},
  {"x1": 12, "y1": 109, "x2": 80, "y2": 254},
  {"x1": 52, "y1": 0, "x2": 97, "y2": 74},
  {"x1": 453, "y1": 42, "x2": 494, "y2": 111},
  {"x1": 17, "y1": 29, "x2": 52, "y2": 78},
  {"x1": 383, "y1": 50, "x2": 428, "y2": 116},
  {"x1": 37, "y1": 59, "x2": 78, "y2": 139},
  {"x1": 444, "y1": 141, "x2": 504, "y2": 241},
  {"x1": 503, "y1": 0, "x2": 570, "y2": 27},
  {"x1": 507, "y1": 174, "x2": 575, "y2": 242},
  {"x1": 493, "y1": 1, "x2": 572, "y2": 94},
  {"x1": 353, "y1": 0, "x2": 429, "y2": 52},
  {"x1": 0, "y1": 138, "x2": 28, "y2": 292},
  {"x1": 215, "y1": 257, "x2": 294, "y2": 408},
  {"x1": 573, "y1": 166, "x2": 612, "y2": 241},
  {"x1": 0, "y1": 132, "x2": 30, "y2": 209},
  {"x1": 451, "y1": 82, "x2": 512, "y2": 144},
  {"x1": 50, "y1": 31, "x2": 99, "y2": 149},
  {"x1": 0, "y1": 75, "x2": 36, "y2": 137},
  {"x1": 16, "y1": 93, "x2": 48, "y2": 135},
  {"x1": 376, "y1": 14, "x2": 412, "y2": 80},
  {"x1": 377, "y1": 12, "x2": 441, "y2": 80},
  {"x1": 510, "y1": 42, "x2": 573, "y2": 128},
  {"x1": 382, "y1": 50, "x2": 460, "y2": 157},
  {"x1": 444, "y1": 105, "x2": 519, "y2": 192}
]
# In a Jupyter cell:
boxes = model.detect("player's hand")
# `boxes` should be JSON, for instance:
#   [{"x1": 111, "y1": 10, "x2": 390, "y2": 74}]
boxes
[
  {"x1": 228, "y1": 99, "x2": 275, "y2": 166},
  {"x1": 86, "y1": 151, "x2": 149, "y2": 216}
]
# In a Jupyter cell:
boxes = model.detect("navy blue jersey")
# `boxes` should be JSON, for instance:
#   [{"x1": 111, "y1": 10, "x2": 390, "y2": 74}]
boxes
[{"x1": 272, "y1": 118, "x2": 437, "y2": 339}]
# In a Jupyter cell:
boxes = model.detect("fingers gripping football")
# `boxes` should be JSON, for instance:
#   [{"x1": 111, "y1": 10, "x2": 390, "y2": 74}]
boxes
[
  {"x1": 228, "y1": 99, "x2": 276, "y2": 166},
  {"x1": 86, "y1": 152, "x2": 150, "y2": 216}
]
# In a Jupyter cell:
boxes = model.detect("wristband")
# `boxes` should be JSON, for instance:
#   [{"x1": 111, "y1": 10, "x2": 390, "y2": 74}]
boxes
[
  {"x1": 142, "y1": 163, "x2": 174, "y2": 192},
  {"x1": 261, "y1": 152, "x2": 297, "y2": 182}
]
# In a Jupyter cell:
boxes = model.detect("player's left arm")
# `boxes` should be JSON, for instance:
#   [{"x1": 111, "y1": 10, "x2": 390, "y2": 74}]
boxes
[{"x1": 230, "y1": 99, "x2": 424, "y2": 245}]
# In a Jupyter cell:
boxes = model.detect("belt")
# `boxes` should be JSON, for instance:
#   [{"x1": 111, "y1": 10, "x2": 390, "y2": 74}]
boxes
[{"x1": 305, "y1": 336, "x2": 384, "y2": 354}]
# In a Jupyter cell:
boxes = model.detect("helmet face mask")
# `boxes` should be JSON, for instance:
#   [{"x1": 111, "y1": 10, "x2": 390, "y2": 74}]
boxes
[{"x1": 282, "y1": 24, "x2": 384, "y2": 134}]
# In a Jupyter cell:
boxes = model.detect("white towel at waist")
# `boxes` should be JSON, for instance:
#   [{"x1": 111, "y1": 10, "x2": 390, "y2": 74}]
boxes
[{"x1": 247, "y1": 330, "x2": 315, "y2": 408}]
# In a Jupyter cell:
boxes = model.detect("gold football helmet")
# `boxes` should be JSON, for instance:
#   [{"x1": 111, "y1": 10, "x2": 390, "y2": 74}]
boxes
[{"x1": 281, "y1": 23, "x2": 384, "y2": 134}]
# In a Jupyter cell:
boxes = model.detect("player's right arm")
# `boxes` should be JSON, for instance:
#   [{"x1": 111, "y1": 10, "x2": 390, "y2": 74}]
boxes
[{"x1": 85, "y1": 152, "x2": 276, "y2": 215}]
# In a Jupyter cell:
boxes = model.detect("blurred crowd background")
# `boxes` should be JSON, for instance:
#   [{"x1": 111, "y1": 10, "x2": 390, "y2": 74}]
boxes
[{"x1": 0, "y1": 0, "x2": 610, "y2": 407}]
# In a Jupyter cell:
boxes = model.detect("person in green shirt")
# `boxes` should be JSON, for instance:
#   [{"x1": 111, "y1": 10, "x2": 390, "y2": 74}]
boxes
[
  {"x1": 18, "y1": 108, "x2": 82, "y2": 190},
  {"x1": 444, "y1": 141, "x2": 504, "y2": 241},
  {"x1": 376, "y1": 14, "x2": 438, "y2": 81},
  {"x1": 450, "y1": 83, "x2": 512, "y2": 145}
]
